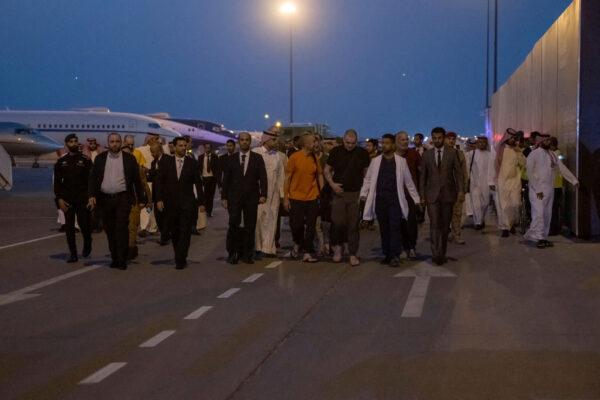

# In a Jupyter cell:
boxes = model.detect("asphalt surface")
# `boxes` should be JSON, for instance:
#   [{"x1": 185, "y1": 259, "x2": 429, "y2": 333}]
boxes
[{"x1": 1, "y1": 167, "x2": 600, "y2": 400}]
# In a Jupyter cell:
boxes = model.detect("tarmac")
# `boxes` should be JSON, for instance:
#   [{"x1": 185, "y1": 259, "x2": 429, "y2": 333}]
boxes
[{"x1": 1, "y1": 166, "x2": 600, "y2": 400}]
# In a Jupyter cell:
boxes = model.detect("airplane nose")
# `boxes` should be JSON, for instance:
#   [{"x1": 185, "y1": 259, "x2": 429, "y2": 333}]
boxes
[{"x1": 37, "y1": 135, "x2": 64, "y2": 153}]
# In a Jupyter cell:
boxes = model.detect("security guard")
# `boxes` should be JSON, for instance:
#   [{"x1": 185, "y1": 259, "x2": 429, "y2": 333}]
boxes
[{"x1": 53, "y1": 133, "x2": 93, "y2": 263}]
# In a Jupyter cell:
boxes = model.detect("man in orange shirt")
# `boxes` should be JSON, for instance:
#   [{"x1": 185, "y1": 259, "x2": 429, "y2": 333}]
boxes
[{"x1": 283, "y1": 133, "x2": 324, "y2": 262}]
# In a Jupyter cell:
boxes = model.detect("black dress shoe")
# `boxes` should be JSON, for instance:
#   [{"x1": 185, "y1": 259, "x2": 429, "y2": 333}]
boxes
[
  {"x1": 117, "y1": 263, "x2": 128, "y2": 270},
  {"x1": 544, "y1": 240, "x2": 554, "y2": 248},
  {"x1": 82, "y1": 245, "x2": 92, "y2": 258},
  {"x1": 510, "y1": 226, "x2": 516, "y2": 234},
  {"x1": 191, "y1": 229, "x2": 201, "y2": 236},
  {"x1": 59, "y1": 224, "x2": 67, "y2": 232},
  {"x1": 227, "y1": 254, "x2": 238, "y2": 265},
  {"x1": 380, "y1": 256, "x2": 392, "y2": 265},
  {"x1": 67, "y1": 254, "x2": 78, "y2": 263},
  {"x1": 175, "y1": 262, "x2": 187, "y2": 270},
  {"x1": 501, "y1": 230, "x2": 510, "y2": 238},
  {"x1": 474, "y1": 224, "x2": 483, "y2": 230},
  {"x1": 389, "y1": 257, "x2": 401, "y2": 267},
  {"x1": 434, "y1": 257, "x2": 444, "y2": 266},
  {"x1": 109, "y1": 260, "x2": 117, "y2": 268}
]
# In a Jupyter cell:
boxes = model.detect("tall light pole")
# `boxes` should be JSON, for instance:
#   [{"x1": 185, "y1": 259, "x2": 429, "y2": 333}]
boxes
[
  {"x1": 493, "y1": 0, "x2": 498, "y2": 93},
  {"x1": 280, "y1": 2, "x2": 297, "y2": 124}
]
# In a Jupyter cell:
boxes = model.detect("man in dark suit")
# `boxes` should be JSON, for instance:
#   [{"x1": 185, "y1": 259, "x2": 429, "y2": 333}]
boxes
[
  {"x1": 146, "y1": 142, "x2": 170, "y2": 246},
  {"x1": 88, "y1": 132, "x2": 146, "y2": 270},
  {"x1": 155, "y1": 137, "x2": 205, "y2": 269},
  {"x1": 221, "y1": 132, "x2": 268, "y2": 264},
  {"x1": 218, "y1": 139, "x2": 236, "y2": 188},
  {"x1": 198, "y1": 143, "x2": 220, "y2": 217},
  {"x1": 419, "y1": 127, "x2": 464, "y2": 265}
]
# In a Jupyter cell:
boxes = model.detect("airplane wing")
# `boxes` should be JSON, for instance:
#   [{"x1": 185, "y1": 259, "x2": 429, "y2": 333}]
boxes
[{"x1": 0, "y1": 144, "x2": 13, "y2": 191}]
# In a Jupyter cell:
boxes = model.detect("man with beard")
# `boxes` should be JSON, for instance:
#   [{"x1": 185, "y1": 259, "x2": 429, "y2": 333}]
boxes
[
  {"x1": 88, "y1": 133, "x2": 146, "y2": 270},
  {"x1": 54, "y1": 134, "x2": 93, "y2": 263},
  {"x1": 524, "y1": 134, "x2": 578, "y2": 248},
  {"x1": 489, "y1": 128, "x2": 526, "y2": 237},
  {"x1": 221, "y1": 132, "x2": 268, "y2": 264},
  {"x1": 361, "y1": 134, "x2": 420, "y2": 267}
]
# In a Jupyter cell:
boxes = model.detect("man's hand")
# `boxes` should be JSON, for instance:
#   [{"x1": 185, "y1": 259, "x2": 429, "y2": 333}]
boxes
[
  {"x1": 331, "y1": 182, "x2": 344, "y2": 195},
  {"x1": 58, "y1": 199, "x2": 70, "y2": 213},
  {"x1": 86, "y1": 197, "x2": 96, "y2": 211},
  {"x1": 489, "y1": 185, "x2": 496, "y2": 191},
  {"x1": 199, "y1": 205, "x2": 206, "y2": 213},
  {"x1": 156, "y1": 201, "x2": 165, "y2": 212},
  {"x1": 259, "y1": 196, "x2": 266, "y2": 204},
  {"x1": 536, "y1": 192, "x2": 544, "y2": 200},
  {"x1": 221, "y1": 199, "x2": 228, "y2": 210},
  {"x1": 283, "y1": 198, "x2": 290, "y2": 211}
]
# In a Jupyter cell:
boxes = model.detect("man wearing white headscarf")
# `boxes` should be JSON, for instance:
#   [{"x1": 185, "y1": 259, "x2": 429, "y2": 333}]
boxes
[
  {"x1": 524, "y1": 134, "x2": 578, "y2": 248},
  {"x1": 253, "y1": 127, "x2": 285, "y2": 257},
  {"x1": 467, "y1": 136, "x2": 492, "y2": 230},
  {"x1": 488, "y1": 128, "x2": 526, "y2": 237}
]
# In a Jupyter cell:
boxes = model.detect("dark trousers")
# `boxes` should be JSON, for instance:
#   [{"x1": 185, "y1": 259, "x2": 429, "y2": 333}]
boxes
[
  {"x1": 201, "y1": 177, "x2": 217, "y2": 216},
  {"x1": 550, "y1": 188, "x2": 562, "y2": 235},
  {"x1": 154, "y1": 204, "x2": 169, "y2": 241},
  {"x1": 375, "y1": 196, "x2": 403, "y2": 258},
  {"x1": 289, "y1": 199, "x2": 319, "y2": 253},
  {"x1": 331, "y1": 191, "x2": 360, "y2": 255},
  {"x1": 64, "y1": 200, "x2": 92, "y2": 256},
  {"x1": 226, "y1": 201, "x2": 258, "y2": 258},
  {"x1": 100, "y1": 193, "x2": 131, "y2": 266},
  {"x1": 167, "y1": 204, "x2": 193, "y2": 264},
  {"x1": 427, "y1": 201, "x2": 454, "y2": 261},
  {"x1": 401, "y1": 194, "x2": 419, "y2": 251}
]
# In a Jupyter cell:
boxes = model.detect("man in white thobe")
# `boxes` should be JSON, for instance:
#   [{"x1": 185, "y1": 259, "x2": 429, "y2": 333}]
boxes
[
  {"x1": 136, "y1": 134, "x2": 168, "y2": 236},
  {"x1": 489, "y1": 128, "x2": 526, "y2": 237},
  {"x1": 253, "y1": 128, "x2": 285, "y2": 257},
  {"x1": 467, "y1": 136, "x2": 492, "y2": 230},
  {"x1": 524, "y1": 135, "x2": 578, "y2": 248}
]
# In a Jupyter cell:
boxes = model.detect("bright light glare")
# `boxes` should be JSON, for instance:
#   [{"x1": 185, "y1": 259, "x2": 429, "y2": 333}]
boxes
[
  {"x1": 280, "y1": 2, "x2": 297, "y2": 15},
  {"x1": 264, "y1": 114, "x2": 270, "y2": 119},
  {"x1": 275, "y1": 121, "x2": 282, "y2": 128}
]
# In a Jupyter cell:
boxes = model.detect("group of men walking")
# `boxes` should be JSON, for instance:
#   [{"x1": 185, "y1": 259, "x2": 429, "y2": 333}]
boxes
[{"x1": 53, "y1": 124, "x2": 578, "y2": 270}]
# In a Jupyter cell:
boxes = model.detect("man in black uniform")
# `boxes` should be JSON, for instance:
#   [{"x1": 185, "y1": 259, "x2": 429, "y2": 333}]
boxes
[{"x1": 53, "y1": 133, "x2": 93, "y2": 263}]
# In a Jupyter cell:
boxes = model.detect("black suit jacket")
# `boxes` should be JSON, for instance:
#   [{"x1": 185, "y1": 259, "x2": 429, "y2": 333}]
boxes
[
  {"x1": 198, "y1": 152, "x2": 220, "y2": 180},
  {"x1": 154, "y1": 155, "x2": 204, "y2": 209},
  {"x1": 221, "y1": 151, "x2": 268, "y2": 204},
  {"x1": 89, "y1": 151, "x2": 146, "y2": 204},
  {"x1": 419, "y1": 145, "x2": 464, "y2": 204}
]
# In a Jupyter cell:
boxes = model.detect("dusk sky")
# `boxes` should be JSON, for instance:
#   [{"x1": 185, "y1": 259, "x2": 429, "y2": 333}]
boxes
[{"x1": 1, "y1": 0, "x2": 572, "y2": 137}]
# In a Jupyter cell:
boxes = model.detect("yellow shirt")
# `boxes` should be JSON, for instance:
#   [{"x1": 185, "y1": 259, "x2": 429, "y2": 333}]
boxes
[{"x1": 287, "y1": 151, "x2": 321, "y2": 201}]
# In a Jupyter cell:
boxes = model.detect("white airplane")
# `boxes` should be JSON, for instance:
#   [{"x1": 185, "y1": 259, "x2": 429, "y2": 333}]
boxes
[
  {"x1": 0, "y1": 122, "x2": 63, "y2": 190},
  {"x1": 0, "y1": 108, "x2": 181, "y2": 148},
  {"x1": 147, "y1": 113, "x2": 230, "y2": 147}
]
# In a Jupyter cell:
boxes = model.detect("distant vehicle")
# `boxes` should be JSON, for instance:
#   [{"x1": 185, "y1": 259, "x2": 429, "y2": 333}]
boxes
[
  {"x1": 147, "y1": 114, "x2": 229, "y2": 147},
  {"x1": 0, "y1": 122, "x2": 63, "y2": 191},
  {"x1": 0, "y1": 109, "x2": 181, "y2": 147},
  {"x1": 281, "y1": 123, "x2": 334, "y2": 141}
]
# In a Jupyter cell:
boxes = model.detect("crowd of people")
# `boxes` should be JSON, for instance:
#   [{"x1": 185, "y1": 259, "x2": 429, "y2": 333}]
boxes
[{"x1": 53, "y1": 125, "x2": 578, "y2": 270}]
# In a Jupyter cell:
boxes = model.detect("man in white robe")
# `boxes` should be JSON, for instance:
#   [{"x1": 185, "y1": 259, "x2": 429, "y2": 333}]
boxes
[
  {"x1": 253, "y1": 128, "x2": 285, "y2": 257},
  {"x1": 489, "y1": 128, "x2": 526, "y2": 237},
  {"x1": 467, "y1": 136, "x2": 492, "y2": 230},
  {"x1": 524, "y1": 135, "x2": 578, "y2": 248}
]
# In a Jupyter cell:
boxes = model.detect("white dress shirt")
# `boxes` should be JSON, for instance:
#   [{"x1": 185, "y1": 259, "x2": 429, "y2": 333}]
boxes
[{"x1": 100, "y1": 151, "x2": 126, "y2": 194}]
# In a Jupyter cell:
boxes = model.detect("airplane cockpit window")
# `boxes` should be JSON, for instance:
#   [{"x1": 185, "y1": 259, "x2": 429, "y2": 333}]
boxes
[
  {"x1": 148, "y1": 123, "x2": 161, "y2": 129},
  {"x1": 15, "y1": 128, "x2": 33, "y2": 135}
]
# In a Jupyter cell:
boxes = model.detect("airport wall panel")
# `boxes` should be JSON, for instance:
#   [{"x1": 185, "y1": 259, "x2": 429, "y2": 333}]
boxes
[{"x1": 541, "y1": 21, "x2": 559, "y2": 138}]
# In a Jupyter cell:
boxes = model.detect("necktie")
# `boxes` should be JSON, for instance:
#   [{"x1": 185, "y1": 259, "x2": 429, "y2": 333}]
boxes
[
  {"x1": 241, "y1": 154, "x2": 246, "y2": 174},
  {"x1": 437, "y1": 150, "x2": 442, "y2": 170},
  {"x1": 177, "y1": 158, "x2": 183, "y2": 179},
  {"x1": 206, "y1": 154, "x2": 211, "y2": 173}
]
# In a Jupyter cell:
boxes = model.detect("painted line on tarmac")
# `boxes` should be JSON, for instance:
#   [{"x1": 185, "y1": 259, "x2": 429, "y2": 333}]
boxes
[
  {"x1": 0, "y1": 265, "x2": 103, "y2": 306},
  {"x1": 217, "y1": 288, "x2": 240, "y2": 299},
  {"x1": 265, "y1": 261, "x2": 282, "y2": 269},
  {"x1": 139, "y1": 330, "x2": 176, "y2": 348},
  {"x1": 184, "y1": 305, "x2": 213, "y2": 320},
  {"x1": 79, "y1": 362, "x2": 127, "y2": 384},
  {"x1": 242, "y1": 273, "x2": 264, "y2": 283},
  {"x1": 0, "y1": 233, "x2": 63, "y2": 251}
]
